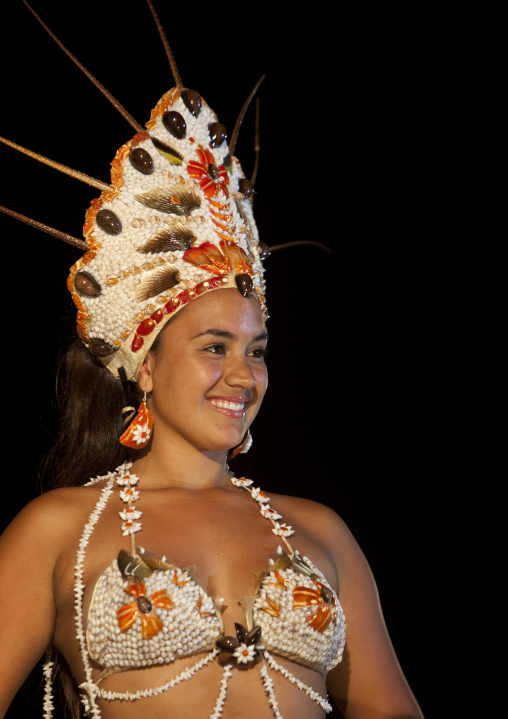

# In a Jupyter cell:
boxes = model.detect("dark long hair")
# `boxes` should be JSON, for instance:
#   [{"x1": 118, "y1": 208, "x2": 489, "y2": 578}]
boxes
[
  {"x1": 41, "y1": 340, "x2": 143, "y2": 490},
  {"x1": 40, "y1": 340, "x2": 145, "y2": 716}
]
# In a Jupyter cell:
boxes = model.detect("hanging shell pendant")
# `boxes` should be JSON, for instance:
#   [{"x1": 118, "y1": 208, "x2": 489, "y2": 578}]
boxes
[{"x1": 119, "y1": 401, "x2": 153, "y2": 449}]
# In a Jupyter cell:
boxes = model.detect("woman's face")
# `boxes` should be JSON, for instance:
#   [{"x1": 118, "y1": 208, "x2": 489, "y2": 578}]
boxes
[{"x1": 140, "y1": 288, "x2": 268, "y2": 455}]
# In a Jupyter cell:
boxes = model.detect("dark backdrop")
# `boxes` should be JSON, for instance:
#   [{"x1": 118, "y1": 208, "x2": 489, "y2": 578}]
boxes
[{"x1": 2, "y1": 3, "x2": 439, "y2": 716}]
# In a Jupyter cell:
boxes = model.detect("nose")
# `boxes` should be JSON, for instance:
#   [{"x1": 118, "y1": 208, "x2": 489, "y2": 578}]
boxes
[{"x1": 224, "y1": 354, "x2": 257, "y2": 389}]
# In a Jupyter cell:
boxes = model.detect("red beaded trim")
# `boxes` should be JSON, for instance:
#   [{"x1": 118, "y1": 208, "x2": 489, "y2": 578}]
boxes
[{"x1": 130, "y1": 275, "x2": 229, "y2": 352}]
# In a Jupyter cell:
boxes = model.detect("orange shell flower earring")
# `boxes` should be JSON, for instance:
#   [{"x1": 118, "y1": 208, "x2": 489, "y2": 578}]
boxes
[{"x1": 120, "y1": 392, "x2": 153, "y2": 449}]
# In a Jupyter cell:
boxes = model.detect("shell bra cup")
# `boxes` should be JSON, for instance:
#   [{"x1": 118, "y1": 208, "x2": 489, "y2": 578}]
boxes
[
  {"x1": 68, "y1": 465, "x2": 346, "y2": 718},
  {"x1": 87, "y1": 549, "x2": 345, "y2": 675}
]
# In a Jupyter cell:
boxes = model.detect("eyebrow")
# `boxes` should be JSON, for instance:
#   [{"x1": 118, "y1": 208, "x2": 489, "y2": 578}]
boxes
[{"x1": 191, "y1": 329, "x2": 269, "y2": 342}]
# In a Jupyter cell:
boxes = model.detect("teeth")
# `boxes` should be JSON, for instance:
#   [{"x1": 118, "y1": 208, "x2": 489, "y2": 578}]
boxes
[{"x1": 211, "y1": 400, "x2": 245, "y2": 411}]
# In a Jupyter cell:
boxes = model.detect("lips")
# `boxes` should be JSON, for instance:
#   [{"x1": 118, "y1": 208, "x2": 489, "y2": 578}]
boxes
[
  {"x1": 210, "y1": 399, "x2": 245, "y2": 411},
  {"x1": 207, "y1": 396, "x2": 248, "y2": 418}
]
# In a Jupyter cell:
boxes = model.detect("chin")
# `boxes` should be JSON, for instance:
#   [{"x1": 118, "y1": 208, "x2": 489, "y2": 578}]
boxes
[{"x1": 201, "y1": 429, "x2": 247, "y2": 455}]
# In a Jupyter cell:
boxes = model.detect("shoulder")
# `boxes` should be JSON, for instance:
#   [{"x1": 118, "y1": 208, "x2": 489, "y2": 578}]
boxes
[
  {"x1": 268, "y1": 492, "x2": 372, "y2": 584},
  {"x1": 1, "y1": 482, "x2": 110, "y2": 556},
  {"x1": 268, "y1": 492, "x2": 354, "y2": 545}
]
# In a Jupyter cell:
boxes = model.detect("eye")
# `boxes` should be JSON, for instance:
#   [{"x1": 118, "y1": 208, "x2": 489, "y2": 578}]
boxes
[
  {"x1": 205, "y1": 343, "x2": 226, "y2": 355},
  {"x1": 249, "y1": 346, "x2": 269, "y2": 360}
]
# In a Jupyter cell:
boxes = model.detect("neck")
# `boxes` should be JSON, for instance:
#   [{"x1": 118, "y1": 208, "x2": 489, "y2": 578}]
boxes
[{"x1": 131, "y1": 438, "x2": 232, "y2": 490}]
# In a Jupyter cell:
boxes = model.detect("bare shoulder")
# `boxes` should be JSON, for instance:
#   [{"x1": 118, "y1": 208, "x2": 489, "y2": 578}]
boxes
[
  {"x1": 1, "y1": 483, "x2": 108, "y2": 557},
  {"x1": 268, "y1": 491, "x2": 357, "y2": 550}
]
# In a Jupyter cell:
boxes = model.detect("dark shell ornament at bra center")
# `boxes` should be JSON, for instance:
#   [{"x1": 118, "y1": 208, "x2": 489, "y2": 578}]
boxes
[{"x1": 215, "y1": 622, "x2": 263, "y2": 663}]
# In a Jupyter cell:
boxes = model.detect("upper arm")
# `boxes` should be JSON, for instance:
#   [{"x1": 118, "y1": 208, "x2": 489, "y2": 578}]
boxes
[
  {"x1": 318, "y1": 507, "x2": 424, "y2": 719},
  {"x1": 0, "y1": 493, "x2": 68, "y2": 714}
]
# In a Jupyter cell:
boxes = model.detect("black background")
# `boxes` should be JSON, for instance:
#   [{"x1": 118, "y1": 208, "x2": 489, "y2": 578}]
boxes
[{"x1": 1, "y1": 2, "x2": 442, "y2": 716}]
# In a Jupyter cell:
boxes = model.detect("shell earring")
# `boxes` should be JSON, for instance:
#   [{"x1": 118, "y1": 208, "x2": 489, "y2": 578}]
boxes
[
  {"x1": 119, "y1": 392, "x2": 153, "y2": 449},
  {"x1": 228, "y1": 430, "x2": 253, "y2": 460}
]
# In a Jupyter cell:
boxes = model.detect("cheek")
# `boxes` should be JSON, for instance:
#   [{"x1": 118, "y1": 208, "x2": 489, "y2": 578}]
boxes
[
  {"x1": 254, "y1": 365, "x2": 268, "y2": 399},
  {"x1": 172, "y1": 359, "x2": 223, "y2": 397}
]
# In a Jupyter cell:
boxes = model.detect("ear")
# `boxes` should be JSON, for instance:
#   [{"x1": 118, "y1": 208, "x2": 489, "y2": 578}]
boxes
[{"x1": 137, "y1": 352, "x2": 156, "y2": 394}]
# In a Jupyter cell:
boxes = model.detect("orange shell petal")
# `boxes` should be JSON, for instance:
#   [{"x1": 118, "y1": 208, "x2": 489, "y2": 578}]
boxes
[
  {"x1": 306, "y1": 605, "x2": 332, "y2": 633},
  {"x1": 262, "y1": 596, "x2": 280, "y2": 616},
  {"x1": 117, "y1": 602, "x2": 139, "y2": 632},
  {"x1": 141, "y1": 613, "x2": 163, "y2": 639},
  {"x1": 124, "y1": 582, "x2": 147, "y2": 598},
  {"x1": 292, "y1": 586, "x2": 321, "y2": 607},
  {"x1": 151, "y1": 590, "x2": 173, "y2": 610}
]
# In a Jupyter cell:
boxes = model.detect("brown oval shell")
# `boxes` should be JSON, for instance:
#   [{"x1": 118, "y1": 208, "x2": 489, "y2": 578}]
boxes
[
  {"x1": 258, "y1": 242, "x2": 270, "y2": 260},
  {"x1": 96, "y1": 209, "x2": 122, "y2": 235},
  {"x1": 136, "y1": 596, "x2": 153, "y2": 614},
  {"x1": 246, "y1": 626, "x2": 262, "y2": 645},
  {"x1": 129, "y1": 147, "x2": 154, "y2": 175},
  {"x1": 215, "y1": 636, "x2": 238, "y2": 652},
  {"x1": 89, "y1": 338, "x2": 118, "y2": 357},
  {"x1": 320, "y1": 586, "x2": 334, "y2": 605},
  {"x1": 209, "y1": 122, "x2": 227, "y2": 147},
  {"x1": 239, "y1": 178, "x2": 254, "y2": 198},
  {"x1": 163, "y1": 110, "x2": 187, "y2": 139},
  {"x1": 181, "y1": 89, "x2": 202, "y2": 117},
  {"x1": 235, "y1": 273, "x2": 253, "y2": 297},
  {"x1": 74, "y1": 271, "x2": 101, "y2": 296},
  {"x1": 208, "y1": 164, "x2": 220, "y2": 180}
]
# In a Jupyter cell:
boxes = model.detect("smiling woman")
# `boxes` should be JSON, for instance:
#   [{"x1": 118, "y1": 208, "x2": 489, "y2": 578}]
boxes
[
  {"x1": 140, "y1": 290, "x2": 268, "y2": 458},
  {"x1": 0, "y1": 2, "x2": 426, "y2": 719}
]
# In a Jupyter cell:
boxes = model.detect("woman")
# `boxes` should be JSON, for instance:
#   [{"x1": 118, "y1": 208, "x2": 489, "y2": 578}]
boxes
[
  {"x1": 0, "y1": 285, "x2": 423, "y2": 719},
  {"x1": 0, "y1": 3, "x2": 425, "y2": 717}
]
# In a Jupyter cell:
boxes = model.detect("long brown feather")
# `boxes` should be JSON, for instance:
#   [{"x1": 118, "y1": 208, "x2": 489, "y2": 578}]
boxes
[
  {"x1": 22, "y1": 0, "x2": 143, "y2": 132},
  {"x1": 145, "y1": 0, "x2": 183, "y2": 89},
  {"x1": 229, "y1": 76, "x2": 265, "y2": 157},
  {"x1": 0, "y1": 205, "x2": 87, "y2": 250},
  {"x1": 269, "y1": 241, "x2": 331, "y2": 254},
  {"x1": 0, "y1": 136, "x2": 110, "y2": 191},
  {"x1": 251, "y1": 98, "x2": 261, "y2": 188}
]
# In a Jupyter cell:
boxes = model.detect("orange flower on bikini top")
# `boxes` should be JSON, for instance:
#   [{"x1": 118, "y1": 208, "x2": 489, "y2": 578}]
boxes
[{"x1": 117, "y1": 582, "x2": 173, "y2": 640}]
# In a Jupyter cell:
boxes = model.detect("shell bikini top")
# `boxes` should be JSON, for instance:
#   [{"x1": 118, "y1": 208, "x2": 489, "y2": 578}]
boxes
[{"x1": 43, "y1": 464, "x2": 346, "y2": 719}]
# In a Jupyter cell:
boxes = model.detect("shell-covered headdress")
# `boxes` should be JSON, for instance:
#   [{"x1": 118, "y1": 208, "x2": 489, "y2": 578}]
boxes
[
  {"x1": 1, "y1": 2, "x2": 329, "y2": 383},
  {"x1": 1, "y1": 1, "x2": 267, "y2": 382},
  {"x1": 69, "y1": 87, "x2": 266, "y2": 380}
]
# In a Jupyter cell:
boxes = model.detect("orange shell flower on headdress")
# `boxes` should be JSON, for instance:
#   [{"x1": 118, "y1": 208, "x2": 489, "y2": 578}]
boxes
[{"x1": 187, "y1": 146, "x2": 229, "y2": 199}]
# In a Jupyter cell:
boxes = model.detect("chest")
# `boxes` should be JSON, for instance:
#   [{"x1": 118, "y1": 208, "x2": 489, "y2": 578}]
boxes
[
  {"x1": 53, "y1": 478, "x2": 342, "y2": 685},
  {"x1": 57, "y1": 484, "x2": 307, "y2": 621},
  {"x1": 124, "y1": 489, "x2": 281, "y2": 598}
]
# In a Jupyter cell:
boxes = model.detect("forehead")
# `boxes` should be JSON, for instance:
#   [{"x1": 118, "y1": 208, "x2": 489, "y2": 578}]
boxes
[{"x1": 162, "y1": 288, "x2": 266, "y2": 339}]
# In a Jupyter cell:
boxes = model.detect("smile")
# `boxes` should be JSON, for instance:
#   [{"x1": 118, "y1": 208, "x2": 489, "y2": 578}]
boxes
[
  {"x1": 207, "y1": 397, "x2": 248, "y2": 418},
  {"x1": 210, "y1": 399, "x2": 245, "y2": 411}
]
